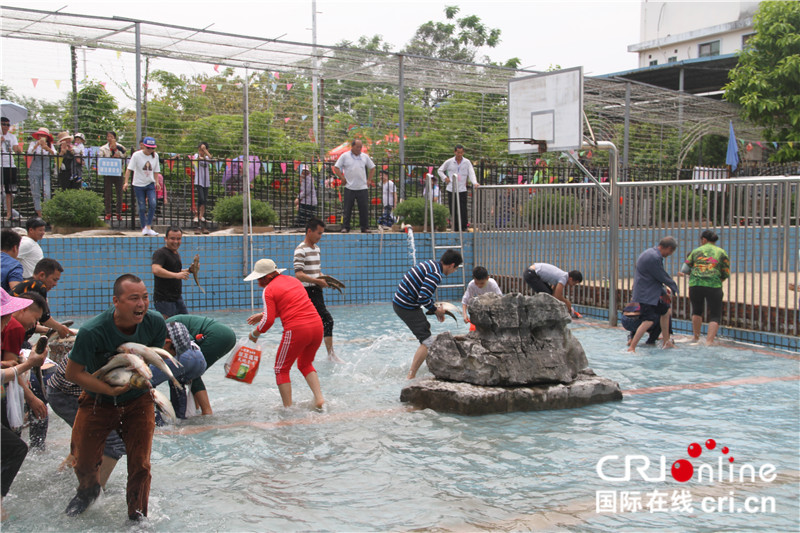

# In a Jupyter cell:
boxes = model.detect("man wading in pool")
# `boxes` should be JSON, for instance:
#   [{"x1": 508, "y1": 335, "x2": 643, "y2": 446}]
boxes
[
  {"x1": 245, "y1": 259, "x2": 325, "y2": 409},
  {"x1": 628, "y1": 237, "x2": 679, "y2": 353},
  {"x1": 64, "y1": 274, "x2": 166, "y2": 521},
  {"x1": 393, "y1": 249, "x2": 463, "y2": 379}
]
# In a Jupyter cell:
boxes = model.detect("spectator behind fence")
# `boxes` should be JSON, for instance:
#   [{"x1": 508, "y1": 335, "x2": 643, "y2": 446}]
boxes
[
  {"x1": 378, "y1": 169, "x2": 397, "y2": 228},
  {"x1": 123, "y1": 136, "x2": 161, "y2": 236},
  {"x1": 72, "y1": 132, "x2": 87, "y2": 182},
  {"x1": 98, "y1": 131, "x2": 127, "y2": 221},
  {"x1": 294, "y1": 165, "x2": 317, "y2": 228},
  {"x1": 423, "y1": 174, "x2": 441, "y2": 204},
  {"x1": 1, "y1": 117, "x2": 23, "y2": 222},
  {"x1": 333, "y1": 139, "x2": 375, "y2": 234},
  {"x1": 155, "y1": 171, "x2": 167, "y2": 224},
  {"x1": 192, "y1": 142, "x2": 212, "y2": 232},
  {"x1": 26, "y1": 127, "x2": 55, "y2": 218},
  {"x1": 223, "y1": 155, "x2": 259, "y2": 195},
  {"x1": 438, "y1": 144, "x2": 479, "y2": 231},
  {"x1": 55, "y1": 132, "x2": 82, "y2": 191}
]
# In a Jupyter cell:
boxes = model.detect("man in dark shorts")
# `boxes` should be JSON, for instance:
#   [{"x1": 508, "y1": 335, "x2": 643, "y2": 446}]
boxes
[
  {"x1": 293, "y1": 217, "x2": 344, "y2": 363},
  {"x1": 393, "y1": 249, "x2": 463, "y2": 379},
  {"x1": 628, "y1": 237, "x2": 679, "y2": 353},
  {"x1": 151, "y1": 226, "x2": 190, "y2": 318}
]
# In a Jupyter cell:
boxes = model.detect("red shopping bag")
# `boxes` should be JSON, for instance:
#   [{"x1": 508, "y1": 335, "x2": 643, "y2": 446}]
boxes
[{"x1": 224, "y1": 339, "x2": 262, "y2": 384}]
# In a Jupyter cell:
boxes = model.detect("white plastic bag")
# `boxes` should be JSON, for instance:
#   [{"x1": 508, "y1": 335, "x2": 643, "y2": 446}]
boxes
[
  {"x1": 6, "y1": 373, "x2": 25, "y2": 430},
  {"x1": 184, "y1": 388, "x2": 198, "y2": 418}
]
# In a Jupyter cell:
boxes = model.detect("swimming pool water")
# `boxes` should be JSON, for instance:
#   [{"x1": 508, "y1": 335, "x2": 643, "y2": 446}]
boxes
[{"x1": 5, "y1": 304, "x2": 799, "y2": 532}]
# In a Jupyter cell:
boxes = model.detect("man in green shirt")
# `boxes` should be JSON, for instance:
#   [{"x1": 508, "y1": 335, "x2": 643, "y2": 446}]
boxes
[
  {"x1": 682, "y1": 230, "x2": 730, "y2": 345},
  {"x1": 166, "y1": 314, "x2": 236, "y2": 415},
  {"x1": 64, "y1": 274, "x2": 166, "y2": 521}
]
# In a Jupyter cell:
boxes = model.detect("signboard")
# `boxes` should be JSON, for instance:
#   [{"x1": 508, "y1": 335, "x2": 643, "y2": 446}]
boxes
[{"x1": 98, "y1": 157, "x2": 123, "y2": 176}]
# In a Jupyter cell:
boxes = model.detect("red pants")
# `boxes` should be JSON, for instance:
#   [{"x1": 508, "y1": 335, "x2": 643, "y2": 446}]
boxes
[
  {"x1": 71, "y1": 392, "x2": 155, "y2": 517},
  {"x1": 274, "y1": 323, "x2": 323, "y2": 385}
]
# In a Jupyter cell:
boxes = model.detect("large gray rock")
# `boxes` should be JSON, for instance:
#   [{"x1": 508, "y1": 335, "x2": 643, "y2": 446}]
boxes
[
  {"x1": 400, "y1": 369, "x2": 623, "y2": 415},
  {"x1": 426, "y1": 293, "x2": 588, "y2": 386},
  {"x1": 400, "y1": 292, "x2": 622, "y2": 414}
]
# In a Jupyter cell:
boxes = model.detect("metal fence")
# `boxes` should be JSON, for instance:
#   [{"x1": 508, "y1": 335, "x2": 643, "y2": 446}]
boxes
[
  {"x1": 472, "y1": 176, "x2": 800, "y2": 348},
  {"x1": 4, "y1": 153, "x2": 798, "y2": 232}
]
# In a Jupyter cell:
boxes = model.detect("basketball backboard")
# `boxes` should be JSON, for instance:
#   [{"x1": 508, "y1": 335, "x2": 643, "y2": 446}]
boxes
[{"x1": 508, "y1": 66, "x2": 583, "y2": 154}]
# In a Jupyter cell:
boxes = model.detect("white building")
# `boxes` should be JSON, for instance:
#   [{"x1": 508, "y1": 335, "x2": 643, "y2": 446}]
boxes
[{"x1": 628, "y1": 1, "x2": 760, "y2": 68}]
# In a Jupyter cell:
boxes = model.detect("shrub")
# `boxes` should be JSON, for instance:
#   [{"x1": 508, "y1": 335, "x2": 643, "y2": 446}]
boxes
[
  {"x1": 654, "y1": 188, "x2": 708, "y2": 223},
  {"x1": 394, "y1": 197, "x2": 450, "y2": 230},
  {"x1": 522, "y1": 192, "x2": 581, "y2": 225},
  {"x1": 41, "y1": 189, "x2": 104, "y2": 227},
  {"x1": 212, "y1": 194, "x2": 278, "y2": 226}
]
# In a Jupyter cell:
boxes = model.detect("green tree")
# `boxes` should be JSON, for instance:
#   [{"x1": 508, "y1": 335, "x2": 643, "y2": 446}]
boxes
[
  {"x1": 724, "y1": 1, "x2": 800, "y2": 162},
  {"x1": 403, "y1": 5, "x2": 501, "y2": 63},
  {"x1": 63, "y1": 82, "x2": 124, "y2": 146}
]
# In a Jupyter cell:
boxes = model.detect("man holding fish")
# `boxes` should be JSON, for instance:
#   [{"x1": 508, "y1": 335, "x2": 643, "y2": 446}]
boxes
[
  {"x1": 393, "y1": 249, "x2": 463, "y2": 379},
  {"x1": 151, "y1": 226, "x2": 191, "y2": 318},
  {"x1": 64, "y1": 274, "x2": 167, "y2": 521}
]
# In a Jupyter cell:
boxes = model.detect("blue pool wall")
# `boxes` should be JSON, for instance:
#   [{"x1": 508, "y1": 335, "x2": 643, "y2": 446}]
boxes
[{"x1": 40, "y1": 232, "x2": 471, "y2": 317}]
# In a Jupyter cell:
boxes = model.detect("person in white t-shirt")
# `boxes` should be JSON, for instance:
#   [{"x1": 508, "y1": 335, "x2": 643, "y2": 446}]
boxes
[
  {"x1": 378, "y1": 170, "x2": 397, "y2": 227},
  {"x1": 123, "y1": 136, "x2": 161, "y2": 236},
  {"x1": 461, "y1": 266, "x2": 502, "y2": 328},
  {"x1": 1, "y1": 117, "x2": 23, "y2": 222},
  {"x1": 17, "y1": 217, "x2": 46, "y2": 278},
  {"x1": 333, "y1": 139, "x2": 376, "y2": 233}
]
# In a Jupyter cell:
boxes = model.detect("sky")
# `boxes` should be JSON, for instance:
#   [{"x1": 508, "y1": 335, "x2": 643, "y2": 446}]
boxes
[{"x1": 1, "y1": 0, "x2": 643, "y2": 108}]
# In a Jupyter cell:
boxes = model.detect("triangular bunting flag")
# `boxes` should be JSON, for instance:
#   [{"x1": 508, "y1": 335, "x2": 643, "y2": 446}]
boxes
[
  {"x1": 280, "y1": 162, "x2": 287, "y2": 173},
  {"x1": 217, "y1": 84, "x2": 223, "y2": 91},
  {"x1": 262, "y1": 162, "x2": 268, "y2": 173},
  {"x1": 54, "y1": 80, "x2": 61, "y2": 89},
  {"x1": 427, "y1": 166, "x2": 433, "y2": 174},
  {"x1": 303, "y1": 83, "x2": 309, "y2": 89},
  {"x1": 284, "y1": 117, "x2": 290, "y2": 124},
  {"x1": 273, "y1": 72, "x2": 280, "y2": 79},
  {"x1": 301, "y1": 115, "x2": 308, "y2": 121},
  {"x1": 201, "y1": 84, "x2": 207, "y2": 92},
  {"x1": 267, "y1": 162, "x2": 272, "y2": 173},
  {"x1": 31, "y1": 78, "x2": 38, "y2": 88},
  {"x1": 214, "y1": 64, "x2": 220, "y2": 72},
  {"x1": 166, "y1": 159, "x2": 175, "y2": 171},
  {"x1": 100, "y1": 82, "x2": 107, "y2": 89},
  {"x1": 116, "y1": 51, "x2": 122, "y2": 59},
  {"x1": 271, "y1": 83, "x2": 277, "y2": 92},
  {"x1": 286, "y1": 83, "x2": 293, "y2": 91}
]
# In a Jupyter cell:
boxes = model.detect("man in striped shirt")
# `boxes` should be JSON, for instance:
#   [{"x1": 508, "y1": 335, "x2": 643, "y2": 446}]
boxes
[
  {"x1": 393, "y1": 249, "x2": 463, "y2": 379},
  {"x1": 294, "y1": 218, "x2": 343, "y2": 363}
]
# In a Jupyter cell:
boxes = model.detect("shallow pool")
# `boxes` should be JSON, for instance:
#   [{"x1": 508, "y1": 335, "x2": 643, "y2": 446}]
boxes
[{"x1": 5, "y1": 304, "x2": 799, "y2": 532}]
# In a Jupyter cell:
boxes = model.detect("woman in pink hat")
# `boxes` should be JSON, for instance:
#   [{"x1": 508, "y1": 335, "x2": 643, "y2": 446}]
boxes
[
  {"x1": 26, "y1": 127, "x2": 55, "y2": 217},
  {"x1": 1, "y1": 288, "x2": 46, "y2": 519}
]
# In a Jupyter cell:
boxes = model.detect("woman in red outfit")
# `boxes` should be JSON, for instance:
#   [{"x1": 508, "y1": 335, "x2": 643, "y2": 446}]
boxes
[{"x1": 245, "y1": 259, "x2": 325, "y2": 409}]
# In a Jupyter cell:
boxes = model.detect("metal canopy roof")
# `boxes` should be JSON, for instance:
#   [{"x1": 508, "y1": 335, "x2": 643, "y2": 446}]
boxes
[
  {"x1": 1, "y1": 4, "x2": 764, "y2": 156},
  {"x1": 0, "y1": 5, "x2": 528, "y2": 93}
]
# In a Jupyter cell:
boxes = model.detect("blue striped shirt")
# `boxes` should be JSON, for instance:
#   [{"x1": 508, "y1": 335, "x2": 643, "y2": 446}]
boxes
[{"x1": 393, "y1": 260, "x2": 443, "y2": 312}]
